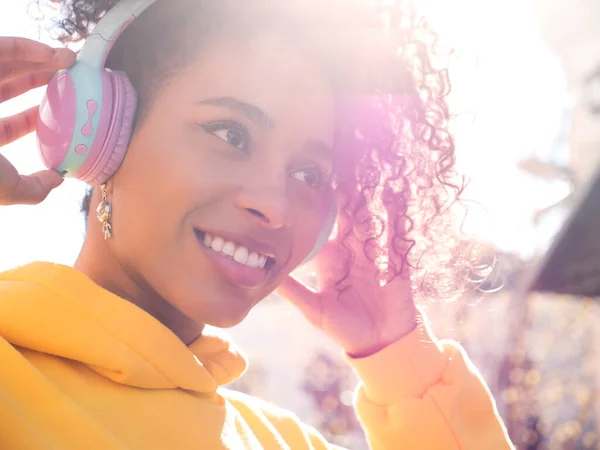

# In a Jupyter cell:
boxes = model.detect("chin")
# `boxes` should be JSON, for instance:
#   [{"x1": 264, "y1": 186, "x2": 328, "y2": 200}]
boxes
[
  {"x1": 201, "y1": 306, "x2": 254, "y2": 329},
  {"x1": 175, "y1": 259, "x2": 285, "y2": 329}
]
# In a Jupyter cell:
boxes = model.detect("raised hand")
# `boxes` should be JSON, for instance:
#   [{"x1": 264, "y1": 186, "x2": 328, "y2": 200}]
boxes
[
  {"x1": 278, "y1": 205, "x2": 419, "y2": 357},
  {"x1": 0, "y1": 37, "x2": 75, "y2": 205}
]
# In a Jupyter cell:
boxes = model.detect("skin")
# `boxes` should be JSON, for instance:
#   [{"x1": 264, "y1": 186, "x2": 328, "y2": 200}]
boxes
[
  {"x1": 76, "y1": 33, "x2": 336, "y2": 343},
  {"x1": 1, "y1": 34, "x2": 418, "y2": 358}
]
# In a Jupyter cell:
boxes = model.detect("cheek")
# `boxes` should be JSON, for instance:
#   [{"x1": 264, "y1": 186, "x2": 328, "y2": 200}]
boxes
[{"x1": 109, "y1": 125, "x2": 199, "y2": 251}]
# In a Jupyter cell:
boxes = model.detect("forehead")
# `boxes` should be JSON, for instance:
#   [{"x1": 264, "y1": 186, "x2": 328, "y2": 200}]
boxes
[{"x1": 173, "y1": 33, "x2": 335, "y2": 135}]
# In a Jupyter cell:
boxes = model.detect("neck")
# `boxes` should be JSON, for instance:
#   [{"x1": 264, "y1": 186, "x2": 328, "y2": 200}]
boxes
[{"x1": 75, "y1": 237, "x2": 204, "y2": 345}]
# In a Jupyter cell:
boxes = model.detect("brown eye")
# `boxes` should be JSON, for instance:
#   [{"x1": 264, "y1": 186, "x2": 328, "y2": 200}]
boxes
[
  {"x1": 291, "y1": 167, "x2": 325, "y2": 188},
  {"x1": 201, "y1": 121, "x2": 251, "y2": 152}
]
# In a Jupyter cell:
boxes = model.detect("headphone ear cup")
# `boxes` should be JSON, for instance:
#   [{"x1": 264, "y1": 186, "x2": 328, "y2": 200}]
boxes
[
  {"x1": 82, "y1": 71, "x2": 137, "y2": 185},
  {"x1": 37, "y1": 70, "x2": 78, "y2": 173}
]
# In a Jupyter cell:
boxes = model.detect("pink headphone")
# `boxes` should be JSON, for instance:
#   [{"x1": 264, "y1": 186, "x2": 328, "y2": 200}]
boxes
[{"x1": 36, "y1": 0, "x2": 157, "y2": 185}]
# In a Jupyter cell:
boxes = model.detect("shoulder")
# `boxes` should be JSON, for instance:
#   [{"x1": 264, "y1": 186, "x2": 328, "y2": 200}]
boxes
[{"x1": 220, "y1": 388, "x2": 330, "y2": 448}]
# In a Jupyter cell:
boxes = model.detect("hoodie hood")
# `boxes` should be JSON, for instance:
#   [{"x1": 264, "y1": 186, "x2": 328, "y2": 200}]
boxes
[{"x1": 0, "y1": 262, "x2": 247, "y2": 393}]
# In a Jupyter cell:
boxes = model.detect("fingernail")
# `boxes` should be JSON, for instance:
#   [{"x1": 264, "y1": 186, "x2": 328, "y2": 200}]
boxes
[{"x1": 54, "y1": 176, "x2": 64, "y2": 187}]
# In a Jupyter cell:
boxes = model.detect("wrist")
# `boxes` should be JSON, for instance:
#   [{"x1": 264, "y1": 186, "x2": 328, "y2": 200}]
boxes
[{"x1": 346, "y1": 305, "x2": 420, "y2": 358}]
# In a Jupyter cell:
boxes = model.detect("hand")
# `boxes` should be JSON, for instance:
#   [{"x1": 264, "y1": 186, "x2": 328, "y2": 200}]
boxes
[
  {"x1": 0, "y1": 37, "x2": 75, "y2": 205},
  {"x1": 278, "y1": 205, "x2": 419, "y2": 357}
]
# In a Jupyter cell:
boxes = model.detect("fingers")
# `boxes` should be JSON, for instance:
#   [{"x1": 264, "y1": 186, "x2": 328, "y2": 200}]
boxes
[
  {"x1": 0, "y1": 38, "x2": 69, "y2": 207},
  {"x1": 0, "y1": 70, "x2": 55, "y2": 103},
  {"x1": 0, "y1": 48, "x2": 76, "y2": 82},
  {"x1": 0, "y1": 37, "x2": 57, "y2": 63},
  {"x1": 0, "y1": 150, "x2": 64, "y2": 206},
  {"x1": 0, "y1": 106, "x2": 39, "y2": 147},
  {"x1": 6, "y1": 170, "x2": 64, "y2": 205}
]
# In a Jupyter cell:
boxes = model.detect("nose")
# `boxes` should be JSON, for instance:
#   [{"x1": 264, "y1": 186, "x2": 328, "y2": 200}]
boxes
[{"x1": 235, "y1": 174, "x2": 291, "y2": 229}]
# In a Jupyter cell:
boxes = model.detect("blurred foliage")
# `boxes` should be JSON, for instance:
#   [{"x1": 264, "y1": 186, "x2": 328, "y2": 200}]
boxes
[
  {"x1": 302, "y1": 353, "x2": 365, "y2": 449},
  {"x1": 497, "y1": 295, "x2": 600, "y2": 450}
]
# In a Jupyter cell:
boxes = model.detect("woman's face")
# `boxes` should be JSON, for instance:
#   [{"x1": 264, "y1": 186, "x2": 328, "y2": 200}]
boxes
[{"x1": 108, "y1": 33, "x2": 335, "y2": 327}]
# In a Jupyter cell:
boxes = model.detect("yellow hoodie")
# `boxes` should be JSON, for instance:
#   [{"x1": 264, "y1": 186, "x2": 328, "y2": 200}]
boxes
[{"x1": 0, "y1": 262, "x2": 512, "y2": 449}]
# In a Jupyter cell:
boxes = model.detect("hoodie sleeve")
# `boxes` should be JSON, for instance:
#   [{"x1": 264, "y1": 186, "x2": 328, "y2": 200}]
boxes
[{"x1": 346, "y1": 319, "x2": 515, "y2": 450}]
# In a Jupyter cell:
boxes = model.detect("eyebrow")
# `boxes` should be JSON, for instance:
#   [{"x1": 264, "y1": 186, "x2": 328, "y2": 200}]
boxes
[{"x1": 197, "y1": 96, "x2": 275, "y2": 129}]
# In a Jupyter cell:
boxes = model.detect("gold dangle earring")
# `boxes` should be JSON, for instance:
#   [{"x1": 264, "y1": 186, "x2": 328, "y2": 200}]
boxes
[{"x1": 96, "y1": 183, "x2": 112, "y2": 240}]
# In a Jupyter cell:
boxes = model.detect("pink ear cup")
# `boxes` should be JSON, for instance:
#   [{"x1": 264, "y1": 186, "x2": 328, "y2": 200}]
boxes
[
  {"x1": 37, "y1": 70, "x2": 77, "y2": 171},
  {"x1": 79, "y1": 71, "x2": 137, "y2": 185}
]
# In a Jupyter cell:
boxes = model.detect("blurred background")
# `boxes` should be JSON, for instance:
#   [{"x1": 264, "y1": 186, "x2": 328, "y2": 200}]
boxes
[{"x1": 1, "y1": 0, "x2": 599, "y2": 448}]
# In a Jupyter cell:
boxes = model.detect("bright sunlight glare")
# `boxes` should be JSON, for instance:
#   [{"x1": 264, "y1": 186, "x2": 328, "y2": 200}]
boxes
[{"x1": 0, "y1": 0, "x2": 569, "y2": 272}]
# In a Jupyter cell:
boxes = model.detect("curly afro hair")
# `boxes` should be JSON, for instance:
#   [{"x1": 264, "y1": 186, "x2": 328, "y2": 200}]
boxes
[{"x1": 40, "y1": 0, "x2": 473, "y2": 302}]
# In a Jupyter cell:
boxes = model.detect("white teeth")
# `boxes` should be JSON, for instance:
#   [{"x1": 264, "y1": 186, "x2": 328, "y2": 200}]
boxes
[
  {"x1": 200, "y1": 231, "x2": 271, "y2": 269},
  {"x1": 222, "y1": 241, "x2": 235, "y2": 257},
  {"x1": 211, "y1": 236, "x2": 224, "y2": 252},
  {"x1": 246, "y1": 252, "x2": 259, "y2": 268},
  {"x1": 233, "y1": 246, "x2": 249, "y2": 264}
]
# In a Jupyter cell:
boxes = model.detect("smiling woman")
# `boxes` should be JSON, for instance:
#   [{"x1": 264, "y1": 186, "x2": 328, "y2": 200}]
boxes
[
  {"x1": 0, "y1": 0, "x2": 513, "y2": 449},
  {"x1": 73, "y1": 27, "x2": 337, "y2": 333}
]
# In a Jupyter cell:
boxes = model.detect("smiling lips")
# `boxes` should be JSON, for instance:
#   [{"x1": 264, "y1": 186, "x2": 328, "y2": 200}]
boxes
[
  {"x1": 202, "y1": 233, "x2": 269, "y2": 269},
  {"x1": 194, "y1": 229, "x2": 276, "y2": 288}
]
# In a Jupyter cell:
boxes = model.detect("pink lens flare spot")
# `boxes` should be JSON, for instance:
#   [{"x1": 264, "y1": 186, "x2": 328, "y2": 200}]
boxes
[
  {"x1": 75, "y1": 144, "x2": 88, "y2": 155},
  {"x1": 81, "y1": 100, "x2": 98, "y2": 136}
]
